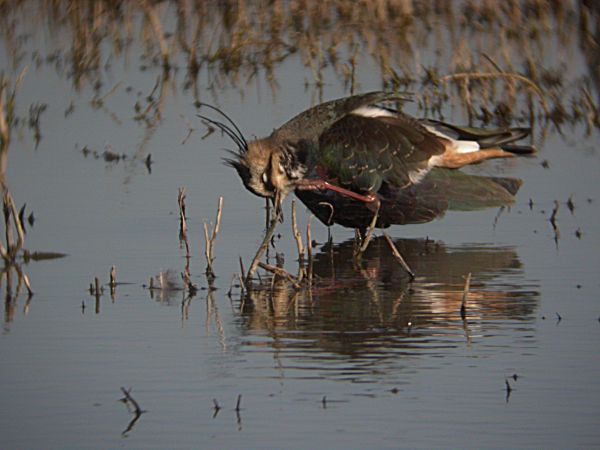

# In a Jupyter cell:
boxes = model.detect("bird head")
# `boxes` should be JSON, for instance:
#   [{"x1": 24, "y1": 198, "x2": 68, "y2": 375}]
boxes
[
  {"x1": 226, "y1": 138, "x2": 309, "y2": 215},
  {"x1": 198, "y1": 105, "x2": 309, "y2": 215},
  {"x1": 228, "y1": 139, "x2": 287, "y2": 196}
]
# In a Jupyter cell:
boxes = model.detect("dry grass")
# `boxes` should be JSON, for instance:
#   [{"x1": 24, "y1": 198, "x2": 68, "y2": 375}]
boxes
[{"x1": 0, "y1": 70, "x2": 34, "y2": 305}]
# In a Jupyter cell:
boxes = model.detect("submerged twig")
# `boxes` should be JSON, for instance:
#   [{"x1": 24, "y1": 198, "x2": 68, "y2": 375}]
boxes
[
  {"x1": 181, "y1": 270, "x2": 197, "y2": 296},
  {"x1": 120, "y1": 387, "x2": 144, "y2": 415},
  {"x1": 549, "y1": 200, "x2": 560, "y2": 246},
  {"x1": 238, "y1": 257, "x2": 247, "y2": 290},
  {"x1": 177, "y1": 189, "x2": 197, "y2": 293},
  {"x1": 2, "y1": 191, "x2": 25, "y2": 261},
  {"x1": 460, "y1": 272, "x2": 471, "y2": 319},
  {"x1": 92, "y1": 276, "x2": 102, "y2": 313},
  {"x1": 109, "y1": 265, "x2": 116, "y2": 301},
  {"x1": 306, "y1": 215, "x2": 314, "y2": 284},
  {"x1": 257, "y1": 261, "x2": 302, "y2": 289},
  {"x1": 245, "y1": 211, "x2": 279, "y2": 285},
  {"x1": 120, "y1": 387, "x2": 145, "y2": 436},
  {"x1": 204, "y1": 196, "x2": 224, "y2": 279},
  {"x1": 180, "y1": 114, "x2": 195, "y2": 145},
  {"x1": 226, "y1": 273, "x2": 237, "y2": 297},
  {"x1": 17, "y1": 269, "x2": 33, "y2": 296},
  {"x1": 109, "y1": 266, "x2": 116, "y2": 287},
  {"x1": 212, "y1": 398, "x2": 221, "y2": 418},
  {"x1": 291, "y1": 200, "x2": 304, "y2": 259},
  {"x1": 505, "y1": 379, "x2": 513, "y2": 403},
  {"x1": 178, "y1": 188, "x2": 188, "y2": 241},
  {"x1": 382, "y1": 232, "x2": 415, "y2": 280},
  {"x1": 235, "y1": 393, "x2": 243, "y2": 430},
  {"x1": 94, "y1": 277, "x2": 101, "y2": 295},
  {"x1": 206, "y1": 287, "x2": 227, "y2": 350},
  {"x1": 549, "y1": 201, "x2": 559, "y2": 227},
  {"x1": 291, "y1": 200, "x2": 305, "y2": 279}
]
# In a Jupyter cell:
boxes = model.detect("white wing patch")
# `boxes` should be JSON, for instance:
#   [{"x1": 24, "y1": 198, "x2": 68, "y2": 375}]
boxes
[
  {"x1": 423, "y1": 124, "x2": 480, "y2": 154},
  {"x1": 351, "y1": 105, "x2": 397, "y2": 118},
  {"x1": 452, "y1": 140, "x2": 480, "y2": 154}
]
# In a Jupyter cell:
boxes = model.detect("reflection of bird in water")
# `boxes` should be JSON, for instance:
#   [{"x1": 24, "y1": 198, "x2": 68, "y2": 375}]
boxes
[
  {"x1": 202, "y1": 92, "x2": 534, "y2": 231},
  {"x1": 240, "y1": 238, "x2": 539, "y2": 348}
]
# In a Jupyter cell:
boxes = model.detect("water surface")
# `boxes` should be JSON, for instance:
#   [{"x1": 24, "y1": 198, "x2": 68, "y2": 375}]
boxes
[{"x1": 1, "y1": 2, "x2": 600, "y2": 449}]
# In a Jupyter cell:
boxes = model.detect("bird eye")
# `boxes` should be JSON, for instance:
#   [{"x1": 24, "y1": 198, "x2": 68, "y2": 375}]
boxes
[{"x1": 261, "y1": 172, "x2": 268, "y2": 185}]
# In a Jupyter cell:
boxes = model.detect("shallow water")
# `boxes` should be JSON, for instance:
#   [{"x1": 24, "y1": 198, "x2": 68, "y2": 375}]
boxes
[{"x1": 1, "y1": 2, "x2": 600, "y2": 449}]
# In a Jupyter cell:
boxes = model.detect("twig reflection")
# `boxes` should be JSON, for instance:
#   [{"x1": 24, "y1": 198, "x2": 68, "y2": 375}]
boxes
[{"x1": 119, "y1": 387, "x2": 146, "y2": 437}]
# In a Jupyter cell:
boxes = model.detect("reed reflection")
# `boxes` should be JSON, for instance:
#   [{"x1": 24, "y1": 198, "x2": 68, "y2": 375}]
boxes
[{"x1": 1, "y1": 1, "x2": 598, "y2": 131}]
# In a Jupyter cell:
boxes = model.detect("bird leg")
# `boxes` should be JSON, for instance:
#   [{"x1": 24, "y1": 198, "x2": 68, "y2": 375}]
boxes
[
  {"x1": 296, "y1": 179, "x2": 379, "y2": 205},
  {"x1": 297, "y1": 178, "x2": 381, "y2": 257},
  {"x1": 354, "y1": 196, "x2": 380, "y2": 260}
]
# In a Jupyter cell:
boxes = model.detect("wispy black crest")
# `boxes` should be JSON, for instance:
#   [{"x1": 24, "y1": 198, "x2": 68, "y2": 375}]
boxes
[
  {"x1": 197, "y1": 103, "x2": 248, "y2": 155},
  {"x1": 223, "y1": 152, "x2": 251, "y2": 188},
  {"x1": 197, "y1": 104, "x2": 252, "y2": 191}
]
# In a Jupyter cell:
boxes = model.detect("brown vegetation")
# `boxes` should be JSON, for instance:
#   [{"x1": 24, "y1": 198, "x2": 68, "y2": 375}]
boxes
[{"x1": 0, "y1": 0, "x2": 597, "y2": 129}]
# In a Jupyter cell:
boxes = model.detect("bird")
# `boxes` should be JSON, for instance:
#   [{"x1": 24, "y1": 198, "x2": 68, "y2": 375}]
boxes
[{"x1": 199, "y1": 91, "x2": 534, "y2": 232}]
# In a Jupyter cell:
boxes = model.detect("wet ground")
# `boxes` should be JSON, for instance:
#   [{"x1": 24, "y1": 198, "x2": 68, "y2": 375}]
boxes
[{"x1": 1, "y1": 2, "x2": 600, "y2": 449}]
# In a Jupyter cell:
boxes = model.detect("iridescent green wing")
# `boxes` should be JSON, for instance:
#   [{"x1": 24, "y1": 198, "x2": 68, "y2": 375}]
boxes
[
  {"x1": 273, "y1": 91, "x2": 411, "y2": 143},
  {"x1": 316, "y1": 113, "x2": 446, "y2": 193}
]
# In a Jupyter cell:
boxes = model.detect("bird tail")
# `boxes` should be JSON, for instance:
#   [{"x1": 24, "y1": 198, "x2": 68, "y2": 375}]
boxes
[
  {"x1": 424, "y1": 120, "x2": 536, "y2": 169},
  {"x1": 427, "y1": 120, "x2": 536, "y2": 154}
]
